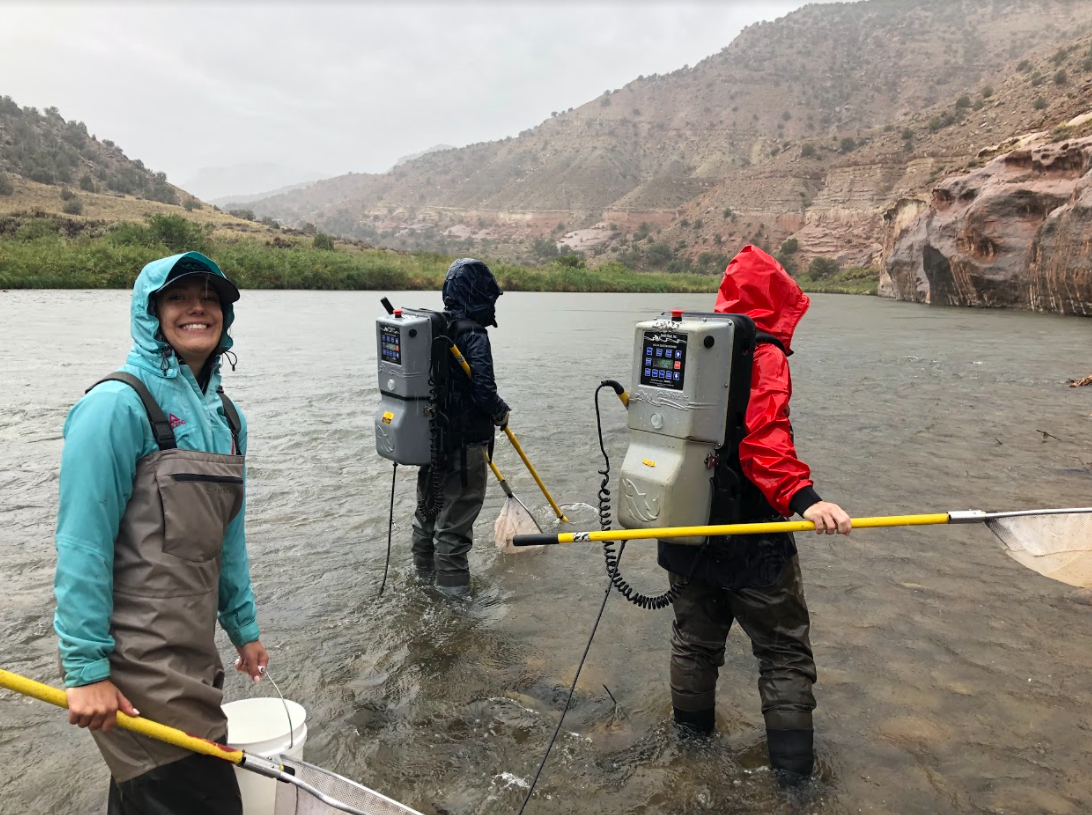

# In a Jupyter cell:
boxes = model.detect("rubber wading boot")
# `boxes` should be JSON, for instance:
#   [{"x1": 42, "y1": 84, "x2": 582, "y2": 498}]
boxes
[
  {"x1": 435, "y1": 582, "x2": 471, "y2": 599},
  {"x1": 767, "y1": 728, "x2": 814, "y2": 787},
  {"x1": 673, "y1": 707, "x2": 715, "y2": 738}
]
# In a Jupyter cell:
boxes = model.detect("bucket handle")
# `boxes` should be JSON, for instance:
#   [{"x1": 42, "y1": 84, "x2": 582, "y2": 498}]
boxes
[{"x1": 235, "y1": 661, "x2": 296, "y2": 751}]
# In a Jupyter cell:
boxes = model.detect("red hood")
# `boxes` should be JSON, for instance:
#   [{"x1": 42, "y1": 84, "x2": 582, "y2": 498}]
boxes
[{"x1": 714, "y1": 245, "x2": 809, "y2": 353}]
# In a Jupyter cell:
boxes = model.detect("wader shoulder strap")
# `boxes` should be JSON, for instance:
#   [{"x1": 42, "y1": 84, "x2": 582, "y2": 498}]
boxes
[
  {"x1": 216, "y1": 386, "x2": 242, "y2": 456},
  {"x1": 755, "y1": 330, "x2": 788, "y2": 356},
  {"x1": 88, "y1": 372, "x2": 177, "y2": 451}
]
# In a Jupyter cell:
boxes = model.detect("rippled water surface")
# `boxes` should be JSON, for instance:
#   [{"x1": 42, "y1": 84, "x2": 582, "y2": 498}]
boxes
[{"x1": 1, "y1": 290, "x2": 1090, "y2": 815}]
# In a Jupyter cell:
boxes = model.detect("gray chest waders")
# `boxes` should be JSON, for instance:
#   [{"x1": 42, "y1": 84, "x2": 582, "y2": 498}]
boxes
[{"x1": 78, "y1": 372, "x2": 244, "y2": 783}]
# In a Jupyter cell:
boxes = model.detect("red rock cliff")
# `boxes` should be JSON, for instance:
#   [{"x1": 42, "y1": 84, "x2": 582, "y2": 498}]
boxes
[{"x1": 881, "y1": 137, "x2": 1092, "y2": 316}]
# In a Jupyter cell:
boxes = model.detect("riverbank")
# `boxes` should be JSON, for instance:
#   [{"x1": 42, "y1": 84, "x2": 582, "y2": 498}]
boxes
[
  {"x1": 0, "y1": 212, "x2": 877, "y2": 295},
  {"x1": 0, "y1": 213, "x2": 714, "y2": 293}
]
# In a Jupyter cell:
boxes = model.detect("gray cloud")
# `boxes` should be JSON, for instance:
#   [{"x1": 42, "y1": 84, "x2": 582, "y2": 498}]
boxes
[{"x1": 1, "y1": 1, "x2": 844, "y2": 194}]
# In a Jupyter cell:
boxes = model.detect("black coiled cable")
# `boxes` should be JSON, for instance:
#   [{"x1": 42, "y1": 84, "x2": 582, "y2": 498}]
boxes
[
  {"x1": 416, "y1": 336, "x2": 451, "y2": 521},
  {"x1": 594, "y1": 381, "x2": 691, "y2": 611}
]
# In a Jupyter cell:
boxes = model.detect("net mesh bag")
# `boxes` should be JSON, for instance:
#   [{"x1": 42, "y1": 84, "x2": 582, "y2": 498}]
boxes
[
  {"x1": 987, "y1": 512, "x2": 1092, "y2": 588},
  {"x1": 495, "y1": 495, "x2": 543, "y2": 553},
  {"x1": 274, "y1": 757, "x2": 423, "y2": 815}
]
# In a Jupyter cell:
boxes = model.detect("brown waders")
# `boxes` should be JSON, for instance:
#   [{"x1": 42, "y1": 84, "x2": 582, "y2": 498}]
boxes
[
  {"x1": 82, "y1": 373, "x2": 245, "y2": 815},
  {"x1": 411, "y1": 443, "x2": 488, "y2": 595},
  {"x1": 669, "y1": 555, "x2": 817, "y2": 780}
]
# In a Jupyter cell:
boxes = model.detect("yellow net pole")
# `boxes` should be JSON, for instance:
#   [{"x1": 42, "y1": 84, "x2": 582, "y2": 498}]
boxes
[
  {"x1": 515, "y1": 513, "x2": 952, "y2": 545},
  {"x1": 0, "y1": 668, "x2": 245, "y2": 765},
  {"x1": 447, "y1": 344, "x2": 568, "y2": 521}
]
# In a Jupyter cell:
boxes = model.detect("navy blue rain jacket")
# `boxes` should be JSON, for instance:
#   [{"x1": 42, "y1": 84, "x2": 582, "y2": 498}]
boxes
[{"x1": 442, "y1": 259, "x2": 509, "y2": 446}]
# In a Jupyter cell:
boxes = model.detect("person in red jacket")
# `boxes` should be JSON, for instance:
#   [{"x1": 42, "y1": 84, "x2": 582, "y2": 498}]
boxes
[{"x1": 657, "y1": 245, "x2": 851, "y2": 786}]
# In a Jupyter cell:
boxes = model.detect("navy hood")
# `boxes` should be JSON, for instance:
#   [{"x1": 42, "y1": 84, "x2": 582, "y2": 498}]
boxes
[{"x1": 442, "y1": 258, "x2": 502, "y2": 328}]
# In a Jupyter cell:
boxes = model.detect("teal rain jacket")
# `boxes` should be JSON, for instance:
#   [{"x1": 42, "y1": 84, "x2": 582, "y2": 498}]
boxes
[{"x1": 53, "y1": 252, "x2": 259, "y2": 688}]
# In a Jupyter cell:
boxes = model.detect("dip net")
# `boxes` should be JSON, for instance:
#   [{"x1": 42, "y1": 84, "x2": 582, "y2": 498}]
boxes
[
  {"x1": 495, "y1": 494, "x2": 543, "y2": 553},
  {"x1": 987, "y1": 509, "x2": 1092, "y2": 588},
  {"x1": 274, "y1": 756, "x2": 423, "y2": 815}
]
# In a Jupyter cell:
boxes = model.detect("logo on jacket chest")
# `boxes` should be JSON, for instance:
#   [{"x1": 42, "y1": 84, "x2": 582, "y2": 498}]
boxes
[{"x1": 168, "y1": 413, "x2": 186, "y2": 429}]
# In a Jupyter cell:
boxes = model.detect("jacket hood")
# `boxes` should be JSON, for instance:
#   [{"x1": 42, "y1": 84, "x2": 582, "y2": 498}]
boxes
[
  {"x1": 442, "y1": 258, "x2": 502, "y2": 327},
  {"x1": 127, "y1": 252, "x2": 236, "y2": 378},
  {"x1": 714, "y1": 245, "x2": 809, "y2": 353}
]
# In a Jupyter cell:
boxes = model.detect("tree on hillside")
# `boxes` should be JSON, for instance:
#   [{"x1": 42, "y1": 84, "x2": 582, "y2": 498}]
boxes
[{"x1": 807, "y1": 256, "x2": 840, "y2": 279}]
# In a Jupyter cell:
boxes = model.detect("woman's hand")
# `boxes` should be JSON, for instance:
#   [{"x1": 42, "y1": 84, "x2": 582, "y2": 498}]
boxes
[
  {"x1": 66, "y1": 680, "x2": 139, "y2": 732},
  {"x1": 802, "y1": 501, "x2": 852, "y2": 535},
  {"x1": 235, "y1": 640, "x2": 269, "y2": 683}
]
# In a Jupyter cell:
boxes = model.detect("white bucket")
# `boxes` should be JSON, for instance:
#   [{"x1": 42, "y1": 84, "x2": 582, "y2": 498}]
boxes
[{"x1": 224, "y1": 697, "x2": 308, "y2": 815}]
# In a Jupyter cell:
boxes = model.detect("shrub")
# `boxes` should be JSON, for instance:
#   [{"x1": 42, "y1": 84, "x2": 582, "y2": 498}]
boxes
[
  {"x1": 183, "y1": 198, "x2": 201, "y2": 211},
  {"x1": 901, "y1": 128, "x2": 913, "y2": 140},
  {"x1": 1034, "y1": 96, "x2": 1047, "y2": 110},
  {"x1": 806, "y1": 256, "x2": 840, "y2": 279},
  {"x1": 840, "y1": 137, "x2": 856, "y2": 153},
  {"x1": 301, "y1": 222, "x2": 317, "y2": 235},
  {"x1": 0, "y1": 173, "x2": 13, "y2": 196},
  {"x1": 62, "y1": 198, "x2": 83, "y2": 215},
  {"x1": 553, "y1": 254, "x2": 585, "y2": 268},
  {"x1": 312, "y1": 233, "x2": 335, "y2": 251},
  {"x1": 60, "y1": 187, "x2": 76, "y2": 201},
  {"x1": 692, "y1": 218, "x2": 703, "y2": 230},
  {"x1": 981, "y1": 86, "x2": 993, "y2": 99},
  {"x1": 1017, "y1": 59, "x2": 1032, "y2": 72},
  {"x1": 147, "y1": 213, "x2": 209, "y2": 253},
  {"x1": 1054, "y1": 69, "x2": 1067, "y2": 85},
  {"x1": 956, "y1": 95, "x2": 971, "y2": 109},
  {"x1": 107, "y1": 221, "x2": 155, "y2": 247},
  {"x1": 259, "y1": 216, "x2": 279, "y2": 229},
  {"x1": 801, "y1": 143, "x2": 817, "y2": 158},
  {"x1": 779, "y1": 238, "x2": 799, "y2": 255},
  {"x1": 79, "y1": 174, "x2": 96, "y2": 192},
  {"x1": 532, "y1": 237, "x2": 558, "y2": 259},
  {"x1": 228, "y1": 208, "x2": 256, "y2": 221},
  {"x1": 600, "y1": 96, "x2": 611, "y2": 107},
  {"x1": 1030, "y1": 72, "x2": 1044, "y2": 87},
  {"x1": 15, "y1": 218, "x2": 61, "y2": 242}
]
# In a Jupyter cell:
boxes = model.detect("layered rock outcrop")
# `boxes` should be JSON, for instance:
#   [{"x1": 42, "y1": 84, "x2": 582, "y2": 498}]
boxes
[{"x1": 881, "y1": 138, "x2": 1092, "y2": 316}]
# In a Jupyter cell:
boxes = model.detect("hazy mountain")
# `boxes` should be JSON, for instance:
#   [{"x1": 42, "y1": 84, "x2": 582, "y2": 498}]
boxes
[{"x1": 182, "y1": 162, "x2": 326, "y2": 203}]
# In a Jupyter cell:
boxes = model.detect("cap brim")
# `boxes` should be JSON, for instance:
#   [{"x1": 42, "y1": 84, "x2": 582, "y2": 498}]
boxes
[{"x1": 154, "y1": 269, "x2": 240, "y2": 304}]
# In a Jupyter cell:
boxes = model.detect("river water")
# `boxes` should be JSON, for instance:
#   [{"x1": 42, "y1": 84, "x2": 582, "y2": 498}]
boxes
[{"x1": 1, "y1": 290, "x2": 1090, "y2": 815}]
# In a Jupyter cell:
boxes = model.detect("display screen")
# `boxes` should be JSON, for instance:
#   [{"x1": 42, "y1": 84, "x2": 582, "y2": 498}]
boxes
[
  {"x1": 640, "y1": 331, "x2": 686, "y2": 390},
  {"x1": 380, "y1": 325, "x2": 402, "y2": 365}
]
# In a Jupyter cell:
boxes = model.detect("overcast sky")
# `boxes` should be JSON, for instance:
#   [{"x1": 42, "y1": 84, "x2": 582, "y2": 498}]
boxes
[{"x1": 1, "y1": 2, "x2": 843, "y2": 196}]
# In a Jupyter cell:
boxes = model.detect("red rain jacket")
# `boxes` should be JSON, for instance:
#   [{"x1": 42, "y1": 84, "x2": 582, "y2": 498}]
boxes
[{"x1": 714, "y1": 245, "x2": 817, "y2": 517}]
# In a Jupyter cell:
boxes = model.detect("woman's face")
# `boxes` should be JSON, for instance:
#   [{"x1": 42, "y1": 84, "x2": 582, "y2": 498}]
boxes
[{"x1": 155, "y1": 277, "x2": 223, "y2": 370}]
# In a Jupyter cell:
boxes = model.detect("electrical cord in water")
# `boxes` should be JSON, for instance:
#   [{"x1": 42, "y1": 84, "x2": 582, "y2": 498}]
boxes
[
  {"x1": 516, "y1": 548, "x2": 617, "y2": 815},
  {"x1": 379, "y1": 462, "x2": 397, "y2": 596}
]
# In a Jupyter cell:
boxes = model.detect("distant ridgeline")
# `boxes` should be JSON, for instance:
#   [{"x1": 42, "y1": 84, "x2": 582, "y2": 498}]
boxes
[{"x1": 0, "y1": 95, "x2": 177, "y2": 203}]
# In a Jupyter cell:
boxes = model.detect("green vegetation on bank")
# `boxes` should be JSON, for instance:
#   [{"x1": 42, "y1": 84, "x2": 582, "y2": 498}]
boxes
[
  {"x1": 0, "y1": 213, "x2": 718, "y2": 293},
  {"x1": 0, "y1": 212, "x2": 877, "y2": 295}
]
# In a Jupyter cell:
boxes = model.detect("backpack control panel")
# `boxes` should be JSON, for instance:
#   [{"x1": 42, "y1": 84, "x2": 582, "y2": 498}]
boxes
[
  {"x1": 618, "y1": 312, "x2": 752, "y2": 545},
  {"x1": 374, "y1": 307, "x2": 448, "y2": 466}
]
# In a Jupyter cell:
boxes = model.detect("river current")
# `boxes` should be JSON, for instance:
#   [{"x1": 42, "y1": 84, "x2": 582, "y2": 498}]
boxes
[{"x1": 1, "y1": 290, "x2": 1090, "y2": 815}]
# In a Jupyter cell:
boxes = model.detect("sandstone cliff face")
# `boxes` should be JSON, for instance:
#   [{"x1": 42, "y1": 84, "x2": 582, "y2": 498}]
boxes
[{"x1": 881, "y1": 138, "x2": 1092, "y2": 316}]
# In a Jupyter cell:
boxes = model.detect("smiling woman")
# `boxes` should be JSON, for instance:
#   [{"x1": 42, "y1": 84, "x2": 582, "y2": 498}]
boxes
[{"x1": 52, "y1": 251, "x2": 266, "y2": 815}]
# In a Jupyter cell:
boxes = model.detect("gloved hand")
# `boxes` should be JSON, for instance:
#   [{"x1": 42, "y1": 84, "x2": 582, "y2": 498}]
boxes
[{"x1": 493, "y1": 410, "x2": 510, "y2": 429}]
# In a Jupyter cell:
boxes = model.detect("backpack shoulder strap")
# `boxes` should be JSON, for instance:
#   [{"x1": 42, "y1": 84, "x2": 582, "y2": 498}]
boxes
[
  {"x1": 755, "y1": 330, "x2": 789, "y2": 356},
  {"x1": 87, "y1": 372, "x2": 176, "y2": 451},
  {"x1": 216, "y1": 386, "x2": 242, "y2": 456},
  {"x1": 449, "y1": 317, "x2": 484, "y2": 337}
]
